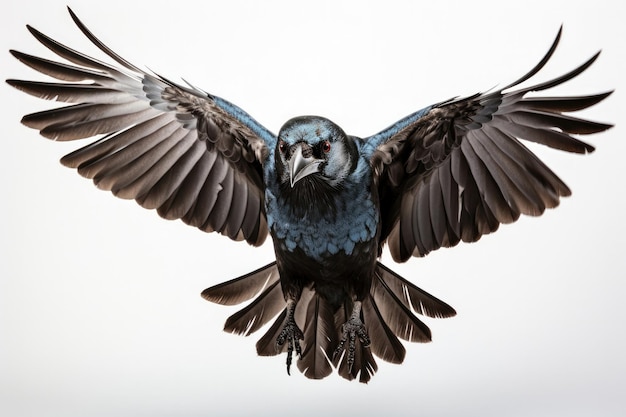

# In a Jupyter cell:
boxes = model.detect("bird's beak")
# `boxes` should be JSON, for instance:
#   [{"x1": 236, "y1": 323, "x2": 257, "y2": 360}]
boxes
[{"x1": 289, "y1": 144, "x2": 322, "y2": 187}]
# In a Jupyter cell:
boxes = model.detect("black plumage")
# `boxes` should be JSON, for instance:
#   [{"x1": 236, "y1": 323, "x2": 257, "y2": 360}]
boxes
[{"x1": 7, "y1": 8, "x2": 612, "y2": 383}]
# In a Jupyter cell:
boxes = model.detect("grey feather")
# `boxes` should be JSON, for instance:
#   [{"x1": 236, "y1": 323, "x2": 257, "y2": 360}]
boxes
[
  {"x1": 361, "y1": 295, "x2": 405, "y2": 364},
  {"x1": 373, "y1": 28, "x2": 612, "y2": 262},
  {"x1": 296, "y1": 294, "x2": 336, "y2": 380},
  {"x1": 201, "y1": 263, "x2": 280, "y2": 306},
  {"x1": 222, "y1": 279, "x2": 284, "y2": 336},
  {"x1": 9, "y1": 10, "x2": 273, "y2": 246}
]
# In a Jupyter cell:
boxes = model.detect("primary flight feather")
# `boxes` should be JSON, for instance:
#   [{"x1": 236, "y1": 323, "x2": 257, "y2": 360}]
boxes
[{"x1": 7, "y1": 8, "x2": 612, "y2": 383}]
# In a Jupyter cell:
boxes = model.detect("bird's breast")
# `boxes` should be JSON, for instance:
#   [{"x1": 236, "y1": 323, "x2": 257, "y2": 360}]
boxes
[{"x1": 265, "y1": 185, "x2": 379, "y2": 263}]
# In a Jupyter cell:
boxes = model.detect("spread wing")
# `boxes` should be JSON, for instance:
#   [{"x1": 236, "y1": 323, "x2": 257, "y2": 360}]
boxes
[
  {"x1": 365, "y1": 27, "x2": 612, "y2": 262},
  {"x1": 7, "y1": 8, "x2": 276, "y2": 246}
]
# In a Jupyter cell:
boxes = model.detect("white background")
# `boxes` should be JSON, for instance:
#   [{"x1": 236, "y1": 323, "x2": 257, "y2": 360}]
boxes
[{"x1": 2, "y1": 1, "x2": 624, "y2": 416}]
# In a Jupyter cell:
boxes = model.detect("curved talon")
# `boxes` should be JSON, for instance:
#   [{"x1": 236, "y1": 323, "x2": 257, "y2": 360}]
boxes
[
  {"x1": 276, "y1": 305, "x2": 303, "y2": 375},
  {"x1": 333, "y1": 315, "x2": 370, "y2": 372}
]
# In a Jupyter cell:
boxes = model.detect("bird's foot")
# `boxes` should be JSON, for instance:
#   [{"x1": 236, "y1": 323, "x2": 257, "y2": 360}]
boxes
[
  {"x1": 276, "y1": 300, "x2": 303, "y2": 375},
  {"x1": 333, "y1": 301, "x2": 370, "y2": 372}
]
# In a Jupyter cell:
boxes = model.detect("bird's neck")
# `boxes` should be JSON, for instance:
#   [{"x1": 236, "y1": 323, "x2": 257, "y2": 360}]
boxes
[{"x1": 265, "y1": 161, "x2": 379, "y2": 262}]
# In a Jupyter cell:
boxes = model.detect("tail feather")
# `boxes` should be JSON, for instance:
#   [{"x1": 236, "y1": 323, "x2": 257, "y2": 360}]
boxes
[
  {"x1": 254, "y1": 286, "x2": 315, "y2": 357},
  {"x1": 376, "y1": 262, "x2": 456, "y2": 318},
  {"x1": 336, "y1": 340, "x2": 378, "y2": 383},
  {"x1": 202, "y1": 262, "x2": 455, "y2": 382},
  {"x1": 256, "y1": 309, "x2": 287, "y2": 356},
  {"x1": 201, "y1": 262, "x2": 279, "y2": 306},
  {"x1": 293, "y1": 286, "x2": 315, "y2": 333},
  {"x1": 371, "y1": 268, "x2": 433, "y2": 342},
  {"x1": 222, "y1": 279, "x2": 284, "y2": 336},
  {"x1": 296, "y1": 291, "x2": 336, "y2": 380},
  {"x1": 361, "y1": 295, "x2": 405, "y2": 364}
]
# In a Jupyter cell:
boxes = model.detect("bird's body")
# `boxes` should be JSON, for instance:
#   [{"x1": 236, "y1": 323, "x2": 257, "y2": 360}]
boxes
[
  {"x1": 267, "y1": 138, "x2": 379, "y2": 306},
  {"x1": 263, "y1": 118, "x2": 383, "y2": 375},
  {"x1": 8, "y1": 8, "x2": 612, "y2": 383}
]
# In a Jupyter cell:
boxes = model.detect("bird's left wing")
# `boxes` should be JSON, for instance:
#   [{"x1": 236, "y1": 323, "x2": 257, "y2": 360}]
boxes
[
  {"x1": 364, "y1": 28, "x2": 612, "y2": 262},
  {"x1": 7, "y1": 8, "x2": 276, "y2": 246}
]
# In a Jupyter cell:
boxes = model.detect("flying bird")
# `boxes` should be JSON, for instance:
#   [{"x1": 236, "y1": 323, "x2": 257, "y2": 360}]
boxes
[{"x1": 7, "y1": 8, "x2": 612, "y2": 383}]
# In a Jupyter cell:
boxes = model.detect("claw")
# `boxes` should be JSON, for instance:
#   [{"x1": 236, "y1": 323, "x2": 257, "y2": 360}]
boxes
[
  {"x1": 333, "y1": 301, "x2": 369, "y2": 372},
  {"x1": 276, "y1": 299, "x2": 303, "y2": 375}
]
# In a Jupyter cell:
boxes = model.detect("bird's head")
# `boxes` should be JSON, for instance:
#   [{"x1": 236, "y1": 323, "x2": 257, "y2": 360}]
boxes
[{"x1": 275, "y1": 116, "x2": 358, "y2": 190}]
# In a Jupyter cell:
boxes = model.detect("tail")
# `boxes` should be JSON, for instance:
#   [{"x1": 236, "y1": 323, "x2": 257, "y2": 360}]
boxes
[
  {"x1": 201, "y1": 262, "x2": 285, "y2": 336},
  {"x1": 201, "y1": 262, "x2": 456, "y2": 383}
]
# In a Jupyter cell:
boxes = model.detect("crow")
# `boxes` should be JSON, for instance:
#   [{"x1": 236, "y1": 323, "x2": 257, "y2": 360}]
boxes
[{"x1": 7, "y1": 8, "x2": 612, "y2": 383}]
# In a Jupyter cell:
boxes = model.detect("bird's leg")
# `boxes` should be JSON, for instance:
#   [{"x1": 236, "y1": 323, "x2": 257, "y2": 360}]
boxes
[
  {"x1": 276, "y1": 298, "x2": 303, "y2": 375},
  {"x1": 333, "y1": 300, "x2": 370, "y2": 372}
]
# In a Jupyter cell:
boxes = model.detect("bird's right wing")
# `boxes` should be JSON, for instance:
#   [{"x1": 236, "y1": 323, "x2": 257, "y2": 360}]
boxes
[{"x1": 7, "y1": 8, "x2": 276, "y2": 246}]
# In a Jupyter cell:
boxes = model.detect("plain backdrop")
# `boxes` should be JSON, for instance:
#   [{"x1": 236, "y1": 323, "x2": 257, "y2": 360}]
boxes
[{"x1": 1, "y1": 1, "x2": 624, "y2": 416}]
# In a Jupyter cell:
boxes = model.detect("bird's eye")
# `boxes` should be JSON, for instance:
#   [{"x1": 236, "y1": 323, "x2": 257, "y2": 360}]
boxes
[
  {"x1": 279, "y1": 140, "x2": 287, "y2": 154},
  {"x1": 321, "y1": 140, "x2": 331, "y2": 153}
]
